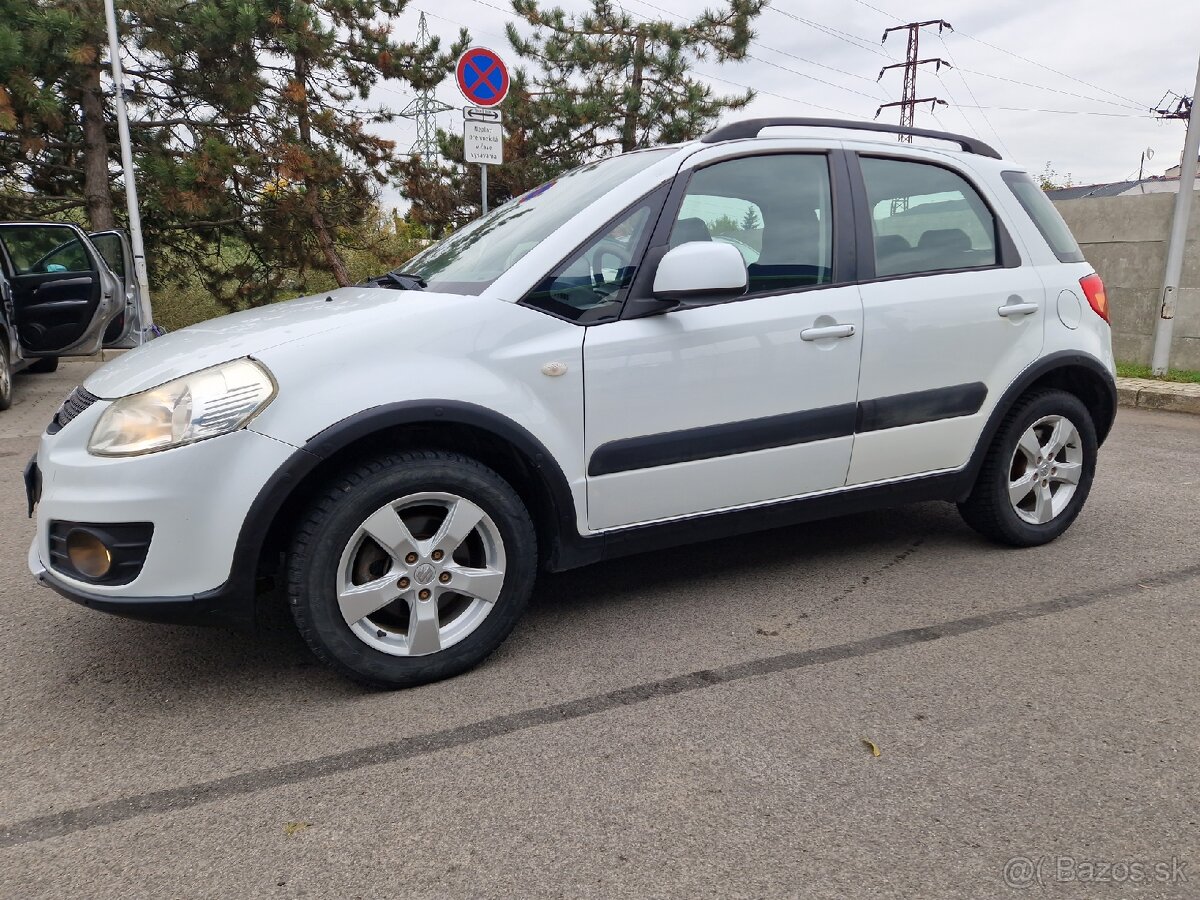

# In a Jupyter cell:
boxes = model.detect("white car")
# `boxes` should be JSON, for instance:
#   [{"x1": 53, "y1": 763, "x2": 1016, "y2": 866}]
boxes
[{"x1": 25, "y1": 118, "x2": 1116, "y2": 688}]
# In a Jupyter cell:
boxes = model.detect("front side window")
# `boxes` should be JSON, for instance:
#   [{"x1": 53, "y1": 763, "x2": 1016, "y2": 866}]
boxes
[
  {"x1": 524, "y1": 202, "x2": 654, "y2": 320},
  {"x1": 669, "y1": 154, "x2": 833, "y2": 295},
  {"x1": 861, "y1": 157, "x2": 998, "y2": 278},
  {"x1": 0, "y1": 226, "x2": 93, "y2": 276},
  {"x1": 403, "y1": 149, "x2": 674, "y2": 295}
]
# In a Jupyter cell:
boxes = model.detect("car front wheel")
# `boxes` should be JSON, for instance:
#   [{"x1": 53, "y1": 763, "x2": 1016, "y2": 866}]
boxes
[
  {"x1": 958, "y1": 389, "x2": 1098, "y2": 547},
  {"x1": 0, "y1": 341, "x2": 12, "y2": 410},
  {"x1": 288, "y1": 450, "x2": 537, "y2": 688}
]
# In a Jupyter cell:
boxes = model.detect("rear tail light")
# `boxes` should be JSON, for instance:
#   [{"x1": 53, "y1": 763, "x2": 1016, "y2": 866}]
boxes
[{"x1": 1079, "y1": 273, "x2": 1109, "y2": 323}]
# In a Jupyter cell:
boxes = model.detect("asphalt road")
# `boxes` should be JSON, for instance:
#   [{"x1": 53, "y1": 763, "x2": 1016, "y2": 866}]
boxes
[{"x1": 1, "y1": 361, "x2": 1197, "y2": 899}]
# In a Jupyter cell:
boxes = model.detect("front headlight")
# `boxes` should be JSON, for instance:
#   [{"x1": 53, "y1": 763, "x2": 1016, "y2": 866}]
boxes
[{"x1": 88, "y1": 358, "x2": 276, "y2": 457}]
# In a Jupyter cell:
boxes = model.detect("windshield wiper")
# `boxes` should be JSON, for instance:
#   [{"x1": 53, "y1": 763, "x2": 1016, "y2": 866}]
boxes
[{"x1": 361, "y1": 270, "x2": 427, "y2": 291}]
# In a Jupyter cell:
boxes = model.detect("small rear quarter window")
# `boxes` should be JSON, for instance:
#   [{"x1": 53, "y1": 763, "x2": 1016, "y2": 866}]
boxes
[{"x1": 1002, "y1": 171, "x2": 1085, "y2": 263}]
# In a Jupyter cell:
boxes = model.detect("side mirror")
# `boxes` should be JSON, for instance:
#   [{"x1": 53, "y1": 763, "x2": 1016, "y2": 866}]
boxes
[{"x1": 652, "y1": 241, "x2": 748, "y2": 305}]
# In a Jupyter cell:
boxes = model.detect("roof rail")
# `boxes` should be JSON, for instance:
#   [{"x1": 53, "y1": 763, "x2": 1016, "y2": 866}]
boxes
[{"x1": 700, "y1": 117, "x2": 1002, "y2": 160}]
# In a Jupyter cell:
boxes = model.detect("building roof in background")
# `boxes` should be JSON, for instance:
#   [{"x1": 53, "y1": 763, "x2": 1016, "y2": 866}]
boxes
[{"x1": 1045, "y1": 180, "x2": 1145, "y2": 200}]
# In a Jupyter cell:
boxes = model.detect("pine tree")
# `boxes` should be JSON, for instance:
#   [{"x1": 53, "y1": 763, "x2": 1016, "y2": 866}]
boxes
[
  {"x1": 508, "y1": 0, "x2": 763, "y2": 152},
  {"x1": 401, "y1": 0, "x2": 763, "y2": 235},
  {"x1": 0, "y1": 0, "x2": 131, "y2": 228}
]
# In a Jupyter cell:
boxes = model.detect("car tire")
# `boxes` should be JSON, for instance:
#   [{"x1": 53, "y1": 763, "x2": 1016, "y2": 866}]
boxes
[
  {"x1": 28, "y1": 356, "x2": 58, "y2": 374},
  {"x1": 288, "y1": 449, "x2": 538, "y2": 689},
  {"x1": 0, "y1": 341, "x2": 12, "y2": 411},
  {"x1": 958, "y1": 389, "x2": 1097, "y2": 547}
]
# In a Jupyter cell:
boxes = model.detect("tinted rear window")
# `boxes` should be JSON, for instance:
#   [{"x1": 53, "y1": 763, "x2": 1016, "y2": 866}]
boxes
[{"x1": 1002, "y1": 171, "x2": 1085, "y2": 263}]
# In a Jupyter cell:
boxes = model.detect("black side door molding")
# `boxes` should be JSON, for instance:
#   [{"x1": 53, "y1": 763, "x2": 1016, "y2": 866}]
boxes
[
  {"x1": 588, "y1": 403, "x2": 858, "y2": 477},
  {"x1": 589, "y1": 382, "x2": 988, "y2": 476},
  {"x1": 857, "y1": 382, "x2": 988, "y2": 433}
]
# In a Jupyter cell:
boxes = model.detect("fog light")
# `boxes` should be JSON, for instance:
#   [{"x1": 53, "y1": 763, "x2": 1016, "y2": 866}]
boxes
[{"x1": 66, "y1": 530, "x2": 113, "y2": 579}]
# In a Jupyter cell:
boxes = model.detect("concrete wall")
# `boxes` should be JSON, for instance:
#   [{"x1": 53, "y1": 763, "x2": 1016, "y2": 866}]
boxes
[{"x1": 1053, "y1": 192, "x2": 1200, "y2": 369}]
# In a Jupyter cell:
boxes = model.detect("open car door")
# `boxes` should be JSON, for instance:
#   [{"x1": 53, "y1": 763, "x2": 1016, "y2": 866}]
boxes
[
  {"x1": 88, "y1": 230, "x2": 153, "y2": 348},
  {"x1": 0, "y1": 223, "x2": 122, "y2": 358}
]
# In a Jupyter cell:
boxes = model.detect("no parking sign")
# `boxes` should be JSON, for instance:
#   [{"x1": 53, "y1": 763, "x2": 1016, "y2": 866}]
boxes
[{"x1": 456, "y1": 47, "x2": 509, "y2": 107}]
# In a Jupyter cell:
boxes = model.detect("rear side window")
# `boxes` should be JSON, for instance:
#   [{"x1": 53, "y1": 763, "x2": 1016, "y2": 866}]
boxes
[
  {"x1": 1002, "y1": 171, "x2": 1086, "y2": 263},
  {"x1": 860, "y1": 157, "x2": 998, "y2": 278}
]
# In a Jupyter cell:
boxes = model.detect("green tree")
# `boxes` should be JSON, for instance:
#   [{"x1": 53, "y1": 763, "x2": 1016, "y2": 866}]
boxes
[
  {"x1": 401, "y1": 0, "x2": 763, "y2": 234},
  {"x1": 0, "y1": 0, "x2": 134, "y2": 228},
  {"x1": 508, "y1": 0, "x2": 763, "y2": 153},
  {"x1": 1037, "y1": 162, "x2": 1074, "y2": 191}
]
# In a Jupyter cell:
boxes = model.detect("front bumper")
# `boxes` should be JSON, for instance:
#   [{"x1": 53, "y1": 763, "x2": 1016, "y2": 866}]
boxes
[
  {"x1": 28, "y1": 399, "x2": 300, "y2": 623},
  {"x1": 28, "y1": 539, "x2": 256, "y2": 629}
]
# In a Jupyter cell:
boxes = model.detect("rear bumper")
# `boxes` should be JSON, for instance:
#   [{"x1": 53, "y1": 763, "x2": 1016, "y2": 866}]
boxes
[{"x1": 28, "y1": 538, "x2": 254, "y2": 629}]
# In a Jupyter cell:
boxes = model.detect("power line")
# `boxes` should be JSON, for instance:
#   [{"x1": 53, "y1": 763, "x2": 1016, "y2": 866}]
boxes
[
  {"x1": 694, "y1": 69, "x2": 857, "y2": 119},
  {"x1": 623, "y1": 0, "x2": 888, "y2": 102},
  {"x1": 953, "y1": 65, "x2": 1147, "y2": 111},
  {"x1": 851, "y1": 0, "x2": 900, "y2": 20},
  {"x1": 768, "y1": 5, "x2": 891, "y2": 59},
  {"x1": 948, "y1": 28, "x2": 1153, "y2": 110},
  {"x1": 933, "y1": 33, "x2": 1012, "y2": 158},
  {"x1": 746, "y1": 52, "x2": 882, "y2": 102},
  {"x1": 952, "y1": 104, "x2": 1153, "y2": 118}
]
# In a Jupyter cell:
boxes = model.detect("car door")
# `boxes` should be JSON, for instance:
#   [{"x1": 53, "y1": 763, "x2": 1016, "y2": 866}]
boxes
[
  {"x1": 88, "y1": 230, "x2": 150, "y2": 347},
  {"x1": 846, "y1": 153, "x2": 1045, "y2": 485},
  {"x1": 0, "y1": 223, "x2": 121, "y2": 357},
  {"x1": 582, "y1": 149, "x2": 864, "y2": 530}
]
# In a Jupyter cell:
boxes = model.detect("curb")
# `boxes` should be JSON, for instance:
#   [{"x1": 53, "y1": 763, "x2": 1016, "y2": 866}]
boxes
[{"x1": 1117, "y1": 377, "x2": 1200, "y2": 415}]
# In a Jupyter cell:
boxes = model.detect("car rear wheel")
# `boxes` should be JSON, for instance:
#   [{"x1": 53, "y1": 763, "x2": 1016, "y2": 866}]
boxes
[
  {"x1": 288, "y1": 450, "x2": 537, "y2": 688},
  {"x1": 0, "y1": 342, "x2": 12, "y2": 410},
  {"x1": 958, "y1": 389, "x2": 1097, "y2": 547}
]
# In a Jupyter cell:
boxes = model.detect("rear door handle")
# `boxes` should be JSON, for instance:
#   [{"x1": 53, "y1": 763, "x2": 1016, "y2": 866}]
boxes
[
  {"x1": 801, "y1": 324, "x2": 856, "y2": 341},
  {"x1": 997, "y1": 301, "x2": 1039, "y2": 318}
]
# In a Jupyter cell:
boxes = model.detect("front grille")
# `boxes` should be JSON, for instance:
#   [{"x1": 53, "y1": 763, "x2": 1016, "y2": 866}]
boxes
[{"x1": 47, "y1": 386, "x2": 100, "y2": 435}]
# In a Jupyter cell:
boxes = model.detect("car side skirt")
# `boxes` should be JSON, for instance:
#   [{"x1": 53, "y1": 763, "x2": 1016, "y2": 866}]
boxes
[{"x1": 550, "y1": 469, "x2": 968, "y2": 571}]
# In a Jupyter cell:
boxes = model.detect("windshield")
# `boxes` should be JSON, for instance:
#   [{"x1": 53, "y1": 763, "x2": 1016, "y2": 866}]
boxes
[{"x1": 404, "y1": 149, "x2": 676, "y2": 295}]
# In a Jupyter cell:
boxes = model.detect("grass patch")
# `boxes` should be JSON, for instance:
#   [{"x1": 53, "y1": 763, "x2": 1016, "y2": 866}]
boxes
[{"x1": 1116, "y1": 362, "x2": 1200, "y2": 384}]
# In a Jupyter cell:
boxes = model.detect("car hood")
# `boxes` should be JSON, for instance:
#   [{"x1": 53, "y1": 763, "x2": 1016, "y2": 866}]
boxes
[{"x1": 85, "y1": 287, "x2": 485, "y2": 398}]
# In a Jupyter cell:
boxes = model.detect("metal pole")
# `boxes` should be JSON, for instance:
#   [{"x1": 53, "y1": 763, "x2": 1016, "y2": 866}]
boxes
[
  {"x1": 103, "y1": 0, "x2": 153, "y2": 339},
  {"x1": 481, "y1": 164, "x2": 488, "y2": 215},
  {"x1": 1150, "y1": 52, "x2": 1200, "y2": 375}
]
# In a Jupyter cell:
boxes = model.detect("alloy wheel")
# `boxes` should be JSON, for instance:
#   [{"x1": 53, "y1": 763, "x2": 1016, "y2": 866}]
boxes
[
  {"x1": 336, "y1": 492, "x2": 507, "y2": 657},
  {"x1": 1008, "y1": 414, "x2": 1084, "y2": 525}
]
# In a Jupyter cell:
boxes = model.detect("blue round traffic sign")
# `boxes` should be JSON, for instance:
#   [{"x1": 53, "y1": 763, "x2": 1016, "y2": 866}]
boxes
[{"x1": 456, "y1": 47, "x2": 509, "y2": 108}]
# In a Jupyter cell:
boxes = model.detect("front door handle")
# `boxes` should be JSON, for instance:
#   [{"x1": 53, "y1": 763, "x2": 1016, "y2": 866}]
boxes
[
  {"x1": 997, "y1": 301, "x2": 1039, "y2": 318},
  {"x1": 801, "y1": 323, "x2": 856, "y2": 341}
]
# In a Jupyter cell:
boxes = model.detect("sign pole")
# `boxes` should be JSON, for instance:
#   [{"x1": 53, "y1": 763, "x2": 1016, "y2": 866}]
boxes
[
  {"x1": 456, "y1": 47, "x2": 508, "y2": 220},
  {"x1": 103, "y1": 0, "x2": 153, "y2": 340}
]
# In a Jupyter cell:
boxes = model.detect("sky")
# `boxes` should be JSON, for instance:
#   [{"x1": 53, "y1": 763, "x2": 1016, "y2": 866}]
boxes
[{"x1": 370, "y1": 0, "x2": 1200, "y2": 205}]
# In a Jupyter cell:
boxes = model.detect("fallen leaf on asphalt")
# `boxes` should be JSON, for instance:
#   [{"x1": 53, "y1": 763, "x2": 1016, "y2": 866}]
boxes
[
  {"x1": 861, "y1": 738, "x2": 881, "y2": 757},
  {"x1": 283, "y1": 821, "x2": 312, "y2": 835}
]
